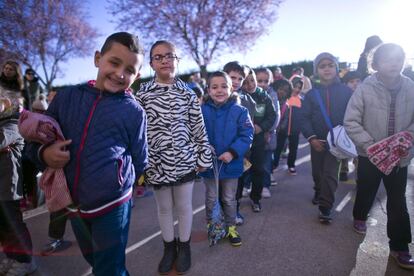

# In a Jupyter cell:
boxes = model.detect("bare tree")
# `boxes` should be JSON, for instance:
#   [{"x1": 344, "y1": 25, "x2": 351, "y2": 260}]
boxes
[
  {"x1": 0, "y1": 0, "x2": 99, "y2": 90},
  {"x1": 109, "y1": 0, "x2": 283, "y2": 77}
]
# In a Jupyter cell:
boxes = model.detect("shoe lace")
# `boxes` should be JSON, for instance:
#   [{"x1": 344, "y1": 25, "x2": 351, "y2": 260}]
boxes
[{"x1": 227, "y1": 226, "x2": 239, "y2": 238}]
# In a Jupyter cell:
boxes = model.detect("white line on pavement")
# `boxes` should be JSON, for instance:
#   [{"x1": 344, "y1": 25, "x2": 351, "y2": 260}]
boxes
[
  {"x1": 295, "y1": 154, "x2": 311, "y2": 166},
  {"x1": 81, "y1": 204, "x2": 206, "y2": 276},
  {"x1": 23, "y1": 205, "x2": 48, "y2": 220},
  {"x1": 335, "y1": 190, "x2": 354, "y2": 212},
  {"x1": 298, "y1": 142, "x2": 309, "y2": 150}
]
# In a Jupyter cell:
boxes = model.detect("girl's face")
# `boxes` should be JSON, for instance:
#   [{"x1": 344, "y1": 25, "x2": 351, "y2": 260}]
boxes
[
  {"x1": 375, "y1": 53, "x2": 405, "y2": 80},
  {"x1": 292, "y1": 82, "x2": 303, "y2": 96},
  {"x1": 150, "y1": 43, "x2": 178, "y2": 83},
  {"x1": 3, "y1": 64, "x2": 17, "y2": 79},
  {"x1": 256, "y1": 71, "x2": 271, "y2": 90},
  {"x1": 277, "y1": 85, "x2": 290, "y2": 100},
  {"x1": 317, "y1": 59, "x2": 337, "y2": 84},
  {"x1": 208, "y1": 76, "x2": 232, "y2": 105}
]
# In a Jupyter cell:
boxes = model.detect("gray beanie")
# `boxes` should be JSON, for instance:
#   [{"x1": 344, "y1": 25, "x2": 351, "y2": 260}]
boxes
[{"x1": 313, "y1": 52, "x2": 338, "y2": 76}]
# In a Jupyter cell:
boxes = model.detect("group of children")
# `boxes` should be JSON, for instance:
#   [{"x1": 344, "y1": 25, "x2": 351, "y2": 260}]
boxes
[{"x1": 0, "y1": 30, "x2": 414, "y2": 276}]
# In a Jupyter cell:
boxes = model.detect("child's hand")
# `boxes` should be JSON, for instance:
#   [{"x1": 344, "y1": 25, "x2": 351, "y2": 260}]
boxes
[
  {"x1": 218, "y1": 152, "x2": 234, "y2": 163},
  {"x1": 42, "y1": 139, "x2": 72, "y2": 168},
  {"x1": 196, "y1": 166, "x2": 208, "y2": 172},
  {"x1": 254, "y1": 124, "x2": 263, "y2": 134},
  {"x1": 310, "y1": 139, "x2": 325, "y2": 152}
]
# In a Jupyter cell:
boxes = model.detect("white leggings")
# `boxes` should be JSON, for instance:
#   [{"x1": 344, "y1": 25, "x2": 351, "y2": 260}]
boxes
[{"x1": 153, "y1": 181, "x2": 194, "y2": 242}]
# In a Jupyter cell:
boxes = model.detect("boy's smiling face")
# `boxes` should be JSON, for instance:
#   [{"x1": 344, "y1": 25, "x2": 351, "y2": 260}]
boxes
[{"x1": 94, "y1": 42, "x2": 143, "y2": 93}]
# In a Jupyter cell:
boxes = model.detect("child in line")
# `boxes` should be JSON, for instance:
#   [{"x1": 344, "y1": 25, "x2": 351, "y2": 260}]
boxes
[
  {"x1": 299, "y1": 52, "x2": 352, "y2": 223},
  {"x1": 241, "y1": 67, "x2": 277, "y2": 212},
  {"x1": 200, "y1": 71, "x2": 253, "y2": 246},
  {"x1": 223, "y1": 61, "x2": 256, "y2": 119},
  {"x1": 136, "y1": 40, "x2": 212, "y2": 275},
  {"x1": 0, "y1": 87, "x2": 37, "y2": 275},
  {"x1": 344, "y1": 43, "x2": 414, "y2": 270},
  {"x1": 339, "y1": 70, "x2": 362, "y2": 181},
  {"x1": 223, "y1": 61, "x2": 255, "y2": 224},
  {"x1": 28, "y1": 32, "x2": 148, "y2": 275},
  {"x1": 255, "y1": 67, "x2": 280, "y2": 198},
  {"x1": 273, "y1": 77, "x2": 303, "y2": 175}
]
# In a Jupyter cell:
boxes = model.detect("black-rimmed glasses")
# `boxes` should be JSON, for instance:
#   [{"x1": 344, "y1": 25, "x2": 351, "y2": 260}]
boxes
[{"x1": 151, "y1": 53, "x2": 178, "y2": 62}]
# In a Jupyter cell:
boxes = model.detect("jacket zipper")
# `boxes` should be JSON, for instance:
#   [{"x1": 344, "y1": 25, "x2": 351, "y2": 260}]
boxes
[{"x1": 73, "y1": 92, "x2": 103, "y2": 202}]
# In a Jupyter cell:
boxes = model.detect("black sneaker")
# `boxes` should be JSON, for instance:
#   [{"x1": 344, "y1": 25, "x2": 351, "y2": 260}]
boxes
[
  {"x1": 41, "y1": 239, "x2": 72, "y2": 256},
  {"x1": 288, "y1": 167, "x2": 297, "y2": 175},
  {"x1": 319, "y1": 208, "x2": 332, "y2": 224},
  {"x1": 251, "y1": 201, "x2": 262, "y2": 213},
  {"x1": 227, "y1": 226, "x2": 242, "y2": 246},
  {"x1": 312, "y1": 192, "x2": 319, "y2": 205}
]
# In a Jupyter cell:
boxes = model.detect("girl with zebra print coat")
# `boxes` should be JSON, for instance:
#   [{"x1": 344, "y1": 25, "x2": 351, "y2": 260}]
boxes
[{"x1": 135, "y1": 40, "x2": 212, "y2": 275}]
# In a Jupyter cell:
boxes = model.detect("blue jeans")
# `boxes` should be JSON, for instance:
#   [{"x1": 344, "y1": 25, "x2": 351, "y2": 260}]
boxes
[
  {"x1": 70, "y1": 200, "x2": 132, "y2": 276},
  {"x1": 204, "y1": 178, "x2": 238, "y2": 226}
]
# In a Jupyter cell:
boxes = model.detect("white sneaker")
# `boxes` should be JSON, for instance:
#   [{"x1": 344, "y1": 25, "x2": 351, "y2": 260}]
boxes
[
  {"x1": 270, "y1": 174, "x2": 278, "y2": 186},
  {"x1": 261, "y1": 187, "x2": 271, "y2": 198},
  {"x1": 0, "y1": 258, "x2": 16, "y2": 274},
  {"x1": 242, "y1": 187, "x2": 251, "y2": 197},
  {"x1": 5, "y1": 260, "x2": 37, "y2": 276}
]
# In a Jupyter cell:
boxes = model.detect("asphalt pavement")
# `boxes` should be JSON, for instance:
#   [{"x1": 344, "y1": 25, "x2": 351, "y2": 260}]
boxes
[{"x1": 10, "y1": 140, "x2": 414, "y2": 276}]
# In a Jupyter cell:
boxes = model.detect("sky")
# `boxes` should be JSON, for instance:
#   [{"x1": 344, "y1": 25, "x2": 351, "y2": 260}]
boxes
[{"x1": 54, "y1": 0, "x2": 414, "y2": 86}]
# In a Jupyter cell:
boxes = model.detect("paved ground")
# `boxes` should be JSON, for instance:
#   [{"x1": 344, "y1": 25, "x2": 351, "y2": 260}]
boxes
[{"x1": 7, "y1": 140, "x2": 414, "y2": 275}]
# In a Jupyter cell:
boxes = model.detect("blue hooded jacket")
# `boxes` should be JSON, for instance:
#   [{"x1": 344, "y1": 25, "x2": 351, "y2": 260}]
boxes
[
  {"x1": 29, "y1": 83, "x2": 148, "y2": 217},
  {"x1": 200, "y1": 96, "x2": 253, "y2": 179}
]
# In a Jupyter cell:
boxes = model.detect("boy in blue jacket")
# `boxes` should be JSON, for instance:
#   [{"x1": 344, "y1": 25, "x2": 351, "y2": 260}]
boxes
[
  {"x1": 29, "y1": 32, "x2": 148, "y2": 275},
  {"x1": 200, "y1": 71, "x2": 253, "y2": 246},
  {"x1": 300, "y1": 52, "x2": 352, "y2": 223}
]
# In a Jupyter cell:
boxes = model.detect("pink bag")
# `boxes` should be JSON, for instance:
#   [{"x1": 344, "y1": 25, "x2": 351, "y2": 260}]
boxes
[
  {"x1": 18, "y1": 110, "x2": 73, "y2": 212},
  {"x1": 367, "y1": 131, "x2": 413, "y2": 175}
]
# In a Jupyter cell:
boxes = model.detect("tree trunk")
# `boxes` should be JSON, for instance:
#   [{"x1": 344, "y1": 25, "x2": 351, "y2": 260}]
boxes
[{"x1": 199, "y1": 64, "x2": 208, "y2": 80}]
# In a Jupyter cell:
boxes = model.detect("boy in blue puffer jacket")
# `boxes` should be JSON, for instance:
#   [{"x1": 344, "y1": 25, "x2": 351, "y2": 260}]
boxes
[
  {"x1": 28, "y1": 32, "x2": 148, "y2": 275},
  {"x1": 200, "y1": 71, "x2": 253, "y2": 247}
]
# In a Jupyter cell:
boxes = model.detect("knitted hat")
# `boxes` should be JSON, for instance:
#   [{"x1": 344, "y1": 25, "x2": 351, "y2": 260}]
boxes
[
  {"x1": 313, "y1": 52, "x2": 338, "y2": 76},
  {"x1": 32, "y1": 94, "x2": 48, "y2": 111}
]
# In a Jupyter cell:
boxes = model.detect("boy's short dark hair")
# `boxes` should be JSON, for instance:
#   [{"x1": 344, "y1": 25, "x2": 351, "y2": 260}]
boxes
[
  {"x1": 223, "y1": 61, "x2": 246, "y2": 78},
  {"x1": 272, "y1": 78, "x2": 292, "y2": 96},
  {"x1": 100, "y1": 32, "x2": 144, "y2": 55},
  {"x1": 342, "y1": 71, "x2": 361, "y2": 84},
  {"x1": 207, "y1": 71, "x2": 232, "y2": 88}
]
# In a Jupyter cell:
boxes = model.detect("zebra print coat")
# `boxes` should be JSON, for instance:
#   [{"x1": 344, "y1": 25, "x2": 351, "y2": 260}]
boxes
[{"x1": 136, "y1": 78, "x2": 212, "y2": 186}]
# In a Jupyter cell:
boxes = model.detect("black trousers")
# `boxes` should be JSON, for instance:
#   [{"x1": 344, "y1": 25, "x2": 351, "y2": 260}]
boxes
[
  {"x1": 0, "y1": 200, "x2": 33, "y2": 263},
  {"x1": 49, "y1": 208, "x2": 69, "y2": 240},
  {"x1": 353, "y1": 156, "x2": 412, "y2": 251},
  {"x1": 249, "y1": 134, "x2": 266, "y2": 203},
  {"x1": 273, "y1": 131, "x2": 300, "y2": 168}
]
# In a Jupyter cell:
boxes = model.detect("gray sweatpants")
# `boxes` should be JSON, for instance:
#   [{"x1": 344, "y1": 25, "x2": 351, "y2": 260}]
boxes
[
  {"x1": 153, "y1": 181, "x2": 194, "y2": 242},
  {"x1": 204, "y1": 178, "x2": 238, "y2": 226},
  {"x1": 310, "y1": 147, "x2": 340, "y2": 210}
]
